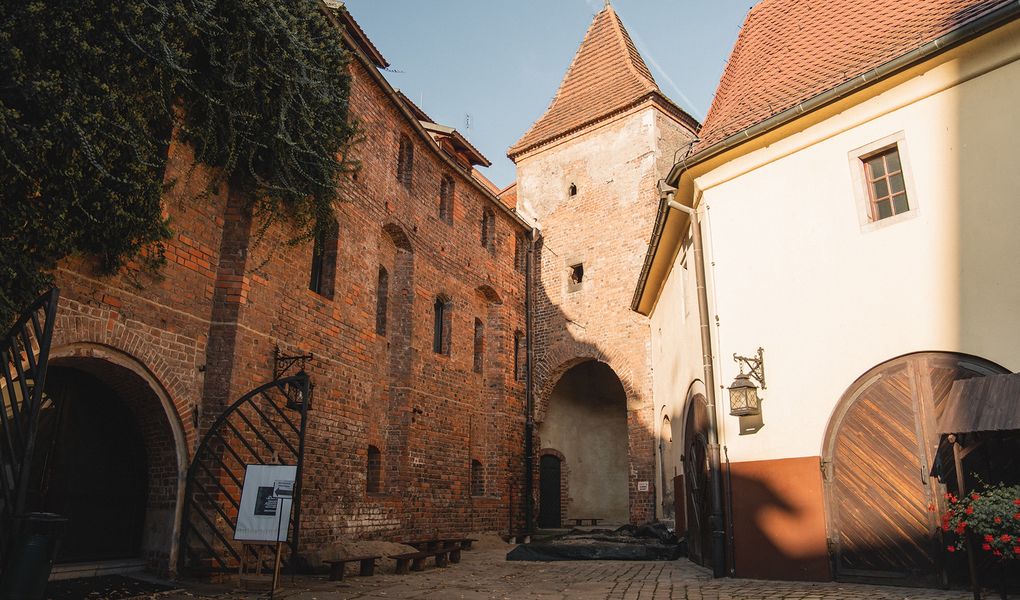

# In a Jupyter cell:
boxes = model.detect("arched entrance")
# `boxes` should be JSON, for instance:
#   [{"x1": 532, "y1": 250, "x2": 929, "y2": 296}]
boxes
[
  {"x1": 659, "y1": 413, "x2": 675, "y2": 521},
  {"x1": 682, "y1": 391, "x2": 712, "y2": 568},
  {"x1": 823, "y1": 351, "x2": 1007, "y2": 586},
  {"x1": 537, "y1": 360, "x2": 628, "y2": 524},
  {"x1": 27, "y1": 349, "x2": 184, "y2": 568}
]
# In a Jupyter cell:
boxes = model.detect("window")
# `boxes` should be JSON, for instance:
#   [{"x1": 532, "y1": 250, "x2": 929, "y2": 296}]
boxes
[
  {"x1": 481, "y1": 208, "x2": 495, "y2": 253},
  {"x1": 567, "y1": 262, "x2": 584, "y2": 293},
  {"x1": 473, "y1": 318, "x2": 484, "y2": 373},
  {"x1": 433, "y1": 296, "x2": 451, "y2": 355},
  {"x1": 397, "y1": 135, "x2": 413, "y2": 188},
  {"x1": 863, "y1": 146, "x2": 909, "y2": 221},
  {"x1": 439, "y1": 175, "x2": 454, "y2": 224},
  {"x1": 309, "y1": 219, "x2": 339, "y2": 298},
  {"x1": 513, "y1": 330, "x2": 525, "y2": 381},
  {"x1": 375, "y1": 267, "x2": 389, "y2": 336},
  {"x1": 568, "y1": 183, "x2": 577, "y2": 197},
  {"x1": 366, "y1": 445, "x2": 382, "y2": 494},
  {"x1": 514, "y1": 234, "x2": 526, "y2": 273},
  {"x1": 471, "y1": 460, "x2": 484, "y2": 496}
]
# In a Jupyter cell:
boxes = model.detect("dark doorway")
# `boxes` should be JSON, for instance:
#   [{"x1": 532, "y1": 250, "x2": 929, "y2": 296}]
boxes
[
  {"x1": 29, "y1": 367, "x2": 149, "y2": 562},
  {"x1": 538, "y1": 454, "x2": 562, "y2": 528},
  {"x1": 683, "y1": 393, "x2": 713, "y2": 568},
  {"x1": 824, "y1": 352, "x2": 1007, "y2": 587}
]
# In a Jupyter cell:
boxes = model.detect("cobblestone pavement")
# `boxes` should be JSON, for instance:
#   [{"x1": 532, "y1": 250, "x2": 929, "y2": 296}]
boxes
[{"x1": 163, "y1": 546, "x2": 977, "y2": 600}]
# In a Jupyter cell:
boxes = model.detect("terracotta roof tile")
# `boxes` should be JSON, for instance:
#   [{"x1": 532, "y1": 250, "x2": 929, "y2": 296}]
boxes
[
  {"x1": 697, "y1": 0, "x2": 1012, "y2": 149},
  {"x1": 497, "y1": 182, "x2": 518, "y2": 210},
  {"x1": 508, "y1": 6, "x2": 663, "y2": 159}
]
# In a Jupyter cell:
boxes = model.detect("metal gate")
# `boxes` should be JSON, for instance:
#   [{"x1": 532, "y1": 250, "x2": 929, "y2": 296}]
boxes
[
  {"x1": 0, "y1": 289, "x2": 59, "y2": 570},
  {"x1": 178, "y1": 372, "x2": 311, "y2": 575}
]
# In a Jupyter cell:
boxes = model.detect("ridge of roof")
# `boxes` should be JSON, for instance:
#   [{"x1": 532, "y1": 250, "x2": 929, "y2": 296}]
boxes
[
  {"x1": 328, "y1": 3, "x2": 388, "y2": 69},
  {"x1": 508, "y1": 6, "x2": 685, "y2": 160},
  {"x1": 696, "y1": 0, "x2": 1014, "y2": 149}
]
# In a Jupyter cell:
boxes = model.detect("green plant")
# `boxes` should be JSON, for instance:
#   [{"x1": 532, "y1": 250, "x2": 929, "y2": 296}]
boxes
[
  {"x1": 1, "y1": 0, "x2": 356, "y2": 324},
  {"x1": 941, "y1": 483, "x2": 1020, "y2": 560}
]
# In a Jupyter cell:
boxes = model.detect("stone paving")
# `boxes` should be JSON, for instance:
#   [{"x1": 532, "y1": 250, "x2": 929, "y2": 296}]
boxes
[{"x1": 162, "y1": 545, "x2": 978, "y2": 600}]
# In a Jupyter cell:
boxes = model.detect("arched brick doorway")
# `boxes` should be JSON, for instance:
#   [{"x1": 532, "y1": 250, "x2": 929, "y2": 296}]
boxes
[
  {"x1": 823, "y1": 351, "x2": 1007, "y2": 587},
  {"x1": 537, "y1": 360, "x2": 628, "y2": 524},
  {"x1": 27, "y1": 347, "x2": 186, "y2": 571}
]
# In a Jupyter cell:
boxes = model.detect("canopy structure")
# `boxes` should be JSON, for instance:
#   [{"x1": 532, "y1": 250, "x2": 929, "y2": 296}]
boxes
[{"x1": 939, "y1": 371, "x2": 1020, "y2": 435}]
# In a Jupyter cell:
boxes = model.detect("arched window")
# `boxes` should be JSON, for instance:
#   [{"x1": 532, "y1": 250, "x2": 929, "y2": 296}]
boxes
[
  {"x1": 397, "y1": 135, "x2": 413, "y2": 188},
  {"x1": 309, "y1": 218, "x2": 339, "y2": 298},
  {"x1": 433, "y1": 296, "x2": 451, "y2": 355},
  {"x1": 366, "y1": 445, "x2": 382, "y2": 494},
  {"x1": 439, "y1": 175, "x2": 454, "y2": 224},
  {"x1": 481, "y1": 208, "x2": 495, "y2": 253},
  {"x1": 375, "y1": 267, "x2": 389, "y2": 336},
  {"x1": 473, "y1": 318, "x2": 484, "y2": 373},
  {"x1": 471, "y1": 459, "x2": 484, "y2": 496}
]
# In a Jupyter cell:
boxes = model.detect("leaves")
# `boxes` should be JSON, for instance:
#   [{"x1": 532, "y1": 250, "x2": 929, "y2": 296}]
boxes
[
  {"x1": 941, "y1": 483, "x2": 1020, "y2": 560},
  {"x1": 0, "y1": 0, "x2": 355, "y2": 323}
]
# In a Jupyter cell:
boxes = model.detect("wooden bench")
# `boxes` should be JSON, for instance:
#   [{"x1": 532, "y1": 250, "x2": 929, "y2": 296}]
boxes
[
  {"x1": 405, "y1": 537, "x2": 477, "y2": 552},
  {"x1": 323, "y1": 554, "x2": 380, "y2": 581},
  {"x1": 389, "y1": 545, "x2": 457, "y2": 574},
  {"x1": 571, "y1": 517, "x2": 602, "y2": 526}
]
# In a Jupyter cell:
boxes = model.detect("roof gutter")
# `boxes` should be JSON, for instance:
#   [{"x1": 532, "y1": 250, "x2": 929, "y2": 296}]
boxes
[
  {"x1": 633, "y1": 0, "x2": 1020, "y2": 312},
  {"x1": 665, "y1": 0, "x2": 1020, "y2": 186}
]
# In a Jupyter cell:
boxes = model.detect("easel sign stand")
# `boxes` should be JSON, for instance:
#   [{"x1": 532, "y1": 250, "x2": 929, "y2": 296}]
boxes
[{"x1": 234, "y1": 465, "x2": 297, "y2": 596}]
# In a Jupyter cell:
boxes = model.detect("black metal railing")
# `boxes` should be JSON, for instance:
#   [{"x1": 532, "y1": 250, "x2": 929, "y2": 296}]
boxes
[
  {"x1": 0, "y1": 289, "x2": 59, "y2": 570},
  {"x1": 179, "y1": 372, "x2": 311, "y2": 575}
]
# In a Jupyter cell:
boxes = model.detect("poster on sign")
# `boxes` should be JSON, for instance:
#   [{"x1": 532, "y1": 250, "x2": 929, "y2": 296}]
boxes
[{"x1": 234, "y1": 464, "x2": 297, "y2": 542}]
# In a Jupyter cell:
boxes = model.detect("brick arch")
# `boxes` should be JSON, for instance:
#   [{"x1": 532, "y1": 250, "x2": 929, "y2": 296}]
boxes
[
  {"x1": 475, "y1": 284, "x2": 502, "y2": 305},
  {"x1": 47, "y1": 341, "x2": 189, "y2": 573},
  {"x1": 382, "y1": 221, "x2": 413, "y2": 252},
  {"x1": 534, "y1": 341, "x2": 639, "y2": 424}
]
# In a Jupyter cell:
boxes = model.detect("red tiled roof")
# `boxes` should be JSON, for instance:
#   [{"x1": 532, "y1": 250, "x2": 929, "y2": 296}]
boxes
[
  {"x1": 497, "y1": 182, "x2": 518, "y2": 210},
  {"x1": 508, "y1": 6, "x2": 666, "y2": 159},
  {"x1": 472, "y1": 170, "x2": 502, "y2": 196},
  {"x1": 697, "y1": 0, "x2": 1013, "y2": 149}
]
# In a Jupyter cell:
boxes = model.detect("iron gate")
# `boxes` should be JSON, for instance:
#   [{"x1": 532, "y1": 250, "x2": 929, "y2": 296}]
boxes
[
  {"x1": 179, "y1": 372, "x2": 311, "y2": 575},
  {"x1": 0, "y1": 289, "x2": 59, "y2": 570}
]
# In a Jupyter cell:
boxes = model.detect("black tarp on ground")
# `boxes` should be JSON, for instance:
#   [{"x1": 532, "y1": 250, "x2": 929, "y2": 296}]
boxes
[{"x1": 507, "y1": 524, "x2": 685, "y2": 562}]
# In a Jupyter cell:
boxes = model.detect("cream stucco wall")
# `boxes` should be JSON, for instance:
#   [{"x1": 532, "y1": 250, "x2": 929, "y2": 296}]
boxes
[{"x1": 649, "y1": 22, "x2": 1020, "y2": 467}]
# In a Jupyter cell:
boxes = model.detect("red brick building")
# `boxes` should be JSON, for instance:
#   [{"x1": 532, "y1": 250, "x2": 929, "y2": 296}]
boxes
[{"x1": 37, "y1": 6, "x2": 530, "y2": 577}]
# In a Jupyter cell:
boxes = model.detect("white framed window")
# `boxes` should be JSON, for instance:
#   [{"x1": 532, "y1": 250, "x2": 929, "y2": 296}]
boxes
[{"x1": 848, "y1": 132, "x2": 919, "y2": 231}]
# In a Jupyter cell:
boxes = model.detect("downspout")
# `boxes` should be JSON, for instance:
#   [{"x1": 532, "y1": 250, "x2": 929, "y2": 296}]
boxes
[
  {"x1": 657, "y1": 181, "x2": 726, "y2": 578},
  {"x1": 523, "y1": 227, "x2": 538, "y2": 536}
]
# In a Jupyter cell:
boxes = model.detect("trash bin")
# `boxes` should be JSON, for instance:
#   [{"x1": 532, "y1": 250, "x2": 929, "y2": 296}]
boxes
[{"x1": 0, "y1": 512, "x2": 68, "y2": 600}]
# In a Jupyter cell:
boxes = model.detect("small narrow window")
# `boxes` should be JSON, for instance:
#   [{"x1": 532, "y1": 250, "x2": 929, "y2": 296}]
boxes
[
  {"x1": 376, "y1": 267, "x2": 389, "y2": 336},
  {"x1": 433, "y1": 296, "x2": 451, "y2": 355},
  {"x1": 863, "y1": 146, "x2": 908, "y2": 221},
  {"x1": 471, "y1": 459, "x2": 484, "y2": 496},
  {"x1": 397, "y1": 135, "x2": 414, "y2": 188},
  {"x1": 439, "y1": 175, "x2": 454, "y2": 224},
  {"x1": 309, "y1": 219, "x2": 339, "y2": 299},
  {"x1": 481, "y1": 208, "x2": 495, "y2": 253},
  {"x1": 514, "y1": 234, "x2": 526, "y2": 273},
  {"x1": 366, "y1": 445, "x2": 382, "y2": 494},
  {"x1": 567, "y1": 262, "x2": 584, "y2": 293},
  {"x1": 568, "y1": 183, "x2": 577, "y2": 197},
  {"x1": 473, "y1": 318, "x2": 484, "y2": 373},
  {"x1": 513, "y1": 330, "x2": 525, "y2": 381}
]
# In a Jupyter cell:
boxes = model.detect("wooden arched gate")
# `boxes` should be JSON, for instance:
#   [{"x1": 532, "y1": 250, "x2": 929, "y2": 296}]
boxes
[
  {"x1": 683, "y1": 393, "x2": 712, "y2": 568},
  {"x1": 823, "y1": 352, "x2": 1006, "y2": 586}
]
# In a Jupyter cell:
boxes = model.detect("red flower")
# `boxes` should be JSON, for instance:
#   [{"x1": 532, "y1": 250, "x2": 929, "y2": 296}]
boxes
[
  {"x1": 927, "y1": 503, "x2": 936, "y2": 512},
  {"x1": 955, "y1": 523, "x2": 966, "y2": 534},
  {"x1": 1013, "y1": 498, "x2": 1020, "y2": 506},
  {"x1": 1002, "y1": 535, "x2": 1013, "y2": 543},
  {"x1": 971, "y1": 493, "x2": 981, "y2": 501},
  {"x1": 982, "y1": 543, "x2": 992, "y2": 551},
  {"x1": 1015, "y1": 512, "x2": 1020, "y2": 520},
  {"x1": 965, "y1": 506, "x2": 974, "y2": 515},
  {"x1": 947, "y1": 545, "x2": 956, "y2": 553},
  {"x1": 985, "y1": 534, "x2": 995, "y2": 543},
  {"x1": 1014, "y1": 547, "x2": 1020, "y2": 555},
  {"x1": 994, "y1": 550, "x2": 1003, "y2": 558},
  {"x1": 995, "y1": 517, "x2": 1002, "y2": 524}
]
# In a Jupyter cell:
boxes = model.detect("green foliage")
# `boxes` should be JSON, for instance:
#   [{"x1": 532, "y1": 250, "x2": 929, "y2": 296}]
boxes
[
  {"x1": 941, "y1": 483, "x2": 1020, "y2": 560},
  {"x1": 0, "y1": 0, "x2": 354, "y2": 323}
]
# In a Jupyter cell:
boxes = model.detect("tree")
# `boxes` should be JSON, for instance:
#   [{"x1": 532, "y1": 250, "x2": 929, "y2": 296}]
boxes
[{"x1": 0, "y1": 0, "x2": 356, "y2": 323}]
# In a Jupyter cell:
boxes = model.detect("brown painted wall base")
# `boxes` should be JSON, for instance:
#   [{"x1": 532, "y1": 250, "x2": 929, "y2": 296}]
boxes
[{"x1": 726, "y1": 456, "x2": 831, "y2": 582}]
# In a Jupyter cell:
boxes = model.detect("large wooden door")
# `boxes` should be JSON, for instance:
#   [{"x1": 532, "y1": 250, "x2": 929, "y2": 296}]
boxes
[
  {"x1": 824, "y1": 353, "x2": 1006, "y2": 586},
  {"x1": 683, "y1": 393, "x2": 712, "y2": 568}
]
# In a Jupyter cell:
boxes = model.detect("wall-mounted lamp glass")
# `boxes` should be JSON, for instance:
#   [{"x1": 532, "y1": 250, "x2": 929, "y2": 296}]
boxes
[{"x1": 729, "y1": 347, "x2": 765, "y2": 417}]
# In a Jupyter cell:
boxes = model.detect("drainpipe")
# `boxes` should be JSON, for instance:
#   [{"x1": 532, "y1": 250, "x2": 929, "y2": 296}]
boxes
[
  {"x1": 657, "y1": 180, "x2": 727, "y2": 578},
  {"x1": 523, "y1": 227, "x2": 538, "y2": 536}
]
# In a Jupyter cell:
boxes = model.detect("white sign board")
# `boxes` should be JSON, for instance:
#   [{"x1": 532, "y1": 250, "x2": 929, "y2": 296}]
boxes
[
  {"x1": 637, "y1": 481, "x2": 650, "y2": 492},
  {"x1": 234, "y1": 464, "x2": 297, "y2": 542}
]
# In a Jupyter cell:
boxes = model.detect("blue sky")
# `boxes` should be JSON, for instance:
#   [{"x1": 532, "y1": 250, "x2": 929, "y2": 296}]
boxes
[{"x1": 343, "y1": 1, "x2": 752, "y2": 188}]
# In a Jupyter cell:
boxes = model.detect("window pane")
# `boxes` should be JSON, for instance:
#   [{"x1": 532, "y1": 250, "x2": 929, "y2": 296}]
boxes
[
  {"x1": 889, "y1": 172, "x2": 905, "y2": 194},
  {"x1": 885, "y1": 150, "x2": 901, "y2": 173},
  {"x1": 866, "y1": 156, "x2": 885, "y2": 178},
  {"x1": 872, "y1": 178, "x2": 889, "y2": 199},
  {"x1": 876, "y1": 199, "x2": 892, "y2": 220},
  {"x1": 892, "y1": 193, "x2": 909, "y2": 215}
]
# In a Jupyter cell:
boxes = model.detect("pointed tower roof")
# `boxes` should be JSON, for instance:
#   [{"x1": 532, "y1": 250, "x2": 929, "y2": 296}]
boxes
[{"x1": 508, "y1": 5, "x2": 695, "y2": 160}]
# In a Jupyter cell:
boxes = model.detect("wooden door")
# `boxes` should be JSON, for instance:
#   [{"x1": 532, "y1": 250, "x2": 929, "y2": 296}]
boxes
[
  {"x1": 683, "y1": 394, "x2": 712, "y2": 568},
  {"x1": 824, "y1": 353, "x2": 1006, "y2": 586},
  {"x1": 538, "y1": 454, "x2": 562, "y2": 528}
]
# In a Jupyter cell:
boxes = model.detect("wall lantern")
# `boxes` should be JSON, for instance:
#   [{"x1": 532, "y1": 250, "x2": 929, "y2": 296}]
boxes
[{"x1": 729, "y1": 348, "x2": 765, "y2": 417}]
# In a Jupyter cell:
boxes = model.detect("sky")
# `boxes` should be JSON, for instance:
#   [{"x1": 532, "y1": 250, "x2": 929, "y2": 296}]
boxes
[{"x1": 343, "y1": 1, "x2": 753, "y2": 189}]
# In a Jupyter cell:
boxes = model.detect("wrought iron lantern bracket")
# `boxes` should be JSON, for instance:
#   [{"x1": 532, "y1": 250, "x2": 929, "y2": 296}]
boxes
[{"x1": 733, "y1": 347, "x2": 765, "y2": 389}]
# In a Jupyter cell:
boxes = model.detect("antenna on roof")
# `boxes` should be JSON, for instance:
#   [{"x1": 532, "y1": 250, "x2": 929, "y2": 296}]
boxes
[{"x1": 464, "y1": 114, "x2": 472, "y2": 130}]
